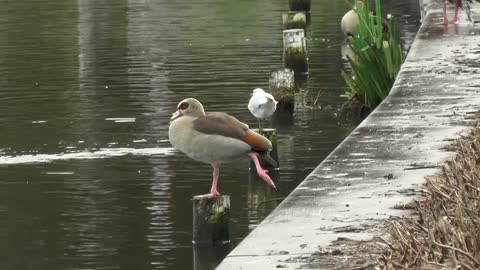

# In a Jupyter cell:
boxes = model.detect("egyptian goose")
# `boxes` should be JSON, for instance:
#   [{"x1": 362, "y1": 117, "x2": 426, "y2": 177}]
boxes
[
  {"x1": 168, "y1": 98, "x2": 276, "y2": 199},
  {"x1": 247, "y1": 88, "x2": 278, "y2": 131}
]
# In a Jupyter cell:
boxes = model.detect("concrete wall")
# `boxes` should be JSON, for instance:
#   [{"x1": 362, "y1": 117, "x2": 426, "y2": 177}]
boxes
[{"x1": 216, "y1": 2, "x2": 480, "y2": 269}]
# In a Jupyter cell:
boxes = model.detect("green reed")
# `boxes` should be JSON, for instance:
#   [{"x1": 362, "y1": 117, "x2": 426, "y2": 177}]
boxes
[{"x1": 341, "y1": 0, "x2": 403, "y2": 110}]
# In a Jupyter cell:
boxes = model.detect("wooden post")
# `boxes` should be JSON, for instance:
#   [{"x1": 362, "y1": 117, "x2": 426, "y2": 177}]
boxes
[
  {"x1": 251, "y1": 128, "x2": 278, "y2": 168},
  {"x1": 341, "y1": 44, "x2": 355, "y2": 62},
  {"x1": 282, "y1": 12, "x2": 307, "y2": 30},
  {"x1": 289, "y1": 0, "x2": 311, "y2": 12},
  {"x1": 294, "y1": 92, "x2": 306, "y2": 111},
  {"x1": 192, "y1": 196, "x2": 230, "y2": 245},
  {"x1": 269, "y1": 69, "x2": 295, "y2": 113},
  {"x1": 283, "y1": 29, "x2": 308, "y2": 84}
]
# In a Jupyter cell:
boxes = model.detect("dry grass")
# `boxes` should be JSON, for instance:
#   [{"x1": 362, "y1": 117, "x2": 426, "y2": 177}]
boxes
[{"x1": 377, "y1": 127, "x2": 480, "y2": 269}]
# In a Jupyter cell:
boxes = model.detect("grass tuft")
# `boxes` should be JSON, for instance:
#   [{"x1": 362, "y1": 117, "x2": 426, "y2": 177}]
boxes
[
  {"x1": 341, "y1": 0, "x2": 403, "y2": 111},
  {"x1": 379, "y1": 126, "x2": 480, "y2": 269}
]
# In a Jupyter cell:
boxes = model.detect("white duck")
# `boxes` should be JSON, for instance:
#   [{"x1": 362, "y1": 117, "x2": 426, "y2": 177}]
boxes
[
  {"x1": 169, "y1": 98, "x2": 276, "y2": 199},
  {"x1": 341, "y1": 0, "x2": 363, "y2": 37},
  {"x1": 247, "y1": 88, "x2": 278, "y2": 131}
]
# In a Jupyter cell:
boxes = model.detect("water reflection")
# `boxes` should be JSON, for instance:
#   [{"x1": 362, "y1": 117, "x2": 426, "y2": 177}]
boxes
[
  {"x1": 246, "y1": 171, "x2": 280, "y2": 227},
  {"x1": 147, "y1": 160, "x2": 175, "y2": 268},
  {"x1": 193, "y1": 245, "x2": 231, "y2": 270}
]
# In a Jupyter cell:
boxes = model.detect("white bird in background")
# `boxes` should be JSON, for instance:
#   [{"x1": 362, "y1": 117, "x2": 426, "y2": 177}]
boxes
[
  {"x1": 248, "y1": 88, "x2": 278, "y2": 131},
  {"x1": 340, "y1": 1, "x2": 362, "y2": 37}
]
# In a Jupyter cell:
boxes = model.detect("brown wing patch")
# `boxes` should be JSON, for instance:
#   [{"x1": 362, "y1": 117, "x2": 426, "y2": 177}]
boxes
[
  {"x1": 242, "y1": 130, "x2": 272, "y2": 150},
  {"x1": 193, "y1": 112, "x2": 248, "y2": 140}
]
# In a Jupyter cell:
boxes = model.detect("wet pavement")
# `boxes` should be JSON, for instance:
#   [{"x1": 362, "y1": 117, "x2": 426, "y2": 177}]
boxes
[{"x1": 216, "y1": 2, "x2": 480, "y2": 269}]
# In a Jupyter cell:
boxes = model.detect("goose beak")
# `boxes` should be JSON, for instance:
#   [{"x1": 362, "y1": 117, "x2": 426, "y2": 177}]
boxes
[{"x1": 170, "y1": 110, "x2": 183, "y2": 122}]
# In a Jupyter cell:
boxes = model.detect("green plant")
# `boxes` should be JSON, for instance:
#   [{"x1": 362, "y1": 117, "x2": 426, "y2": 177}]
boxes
[{"x1": 341, "y1": 0, "x2": 403, "y2": 110}]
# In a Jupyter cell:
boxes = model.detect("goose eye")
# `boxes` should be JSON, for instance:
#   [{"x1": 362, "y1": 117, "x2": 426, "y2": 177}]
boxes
[{"x1": 178, "y1": 102, "x2": 189, "y2": 110}]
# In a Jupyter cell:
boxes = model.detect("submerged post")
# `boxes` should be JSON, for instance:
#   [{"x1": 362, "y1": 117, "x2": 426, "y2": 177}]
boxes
[
  {"x1": 282, "y1": 12, "x2": 307, "y2": 30},
  {"x1": 252, "y1": 128, "x2": 278, "y2": 168},
  {"x1": 289, "y1": 0, "x2": 311, "y2": 12},
  {"x1": 193, "y1": 244, "x2": 232, "y2": 270},
  {"x1": 283, "y1": 29, "x2": 308, "y2": 85},
  {"x1": 192, "y1": 196, "x2": 230, "y2": 245},
  {"x1": 269, "y1": 68, "x2": 295, "y2": 113}
]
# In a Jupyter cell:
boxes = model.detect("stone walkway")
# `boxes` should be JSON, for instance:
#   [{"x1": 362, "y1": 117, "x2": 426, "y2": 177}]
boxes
[{"x1": 216, "y1": 2, "x2": 480, "y2": 269}]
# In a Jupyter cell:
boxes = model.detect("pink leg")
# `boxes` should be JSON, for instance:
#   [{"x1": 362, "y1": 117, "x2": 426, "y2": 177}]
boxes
[
  {"x1": 210, "y1": 165, "x2": 220, "y2": 195},
  {"x1": 443, "y1": 0, "x2": 448, "y2": 25},
  {"x1": 443, "y1": 0, "x2": 460, "y2": 24},
  {"x1": 193, "y1": 163, "x2": 221, "y2": 199},
  {"x1": 452, "y1": 0, "x2": 459, "y2": 23},
  {"x1": 247, "y1": 152, "x2": 276, "y2": 189}
]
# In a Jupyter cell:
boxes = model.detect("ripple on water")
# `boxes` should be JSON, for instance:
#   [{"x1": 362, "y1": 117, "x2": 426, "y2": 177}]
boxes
[{"x1": 0, "y1": 148, "x2": 174, "y2": 165}]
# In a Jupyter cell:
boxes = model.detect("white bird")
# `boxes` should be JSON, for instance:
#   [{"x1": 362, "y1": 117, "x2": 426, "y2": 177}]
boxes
[
  {"x1": 341, "y1": 0, "x2": 389, "y2": 38},
  {"x1": 341, "y1": 1, "x2": 361, "y2": 37},
  {"x1": 248, "y1": 88, "x2": 278, "y2": 131}
]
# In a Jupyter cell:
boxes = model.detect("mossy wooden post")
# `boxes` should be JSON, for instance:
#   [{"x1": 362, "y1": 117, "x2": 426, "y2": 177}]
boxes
[
  {"x1": 251, "y1": 128, "x2": 278, "y2": 169},
  {"x1": 283, "y1": 29, "x2": 308, "y2": 86},
  {"x1": 192, "y1": 196, "x2": 230, "y2": 245},
  {"x1": 289, "y1": 0, "x2": 311, "y2": 12},
  {"x1": 269, "y1": 69, "x2": 295, "y2": 113},
  {"x1": 282, "y1": 12, "x2": 307, "y2": 30}
]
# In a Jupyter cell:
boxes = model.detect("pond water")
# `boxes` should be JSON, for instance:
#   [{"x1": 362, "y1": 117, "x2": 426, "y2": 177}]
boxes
[{"x1": 0, "y1": 0, "x2": 420, "y2": 269}]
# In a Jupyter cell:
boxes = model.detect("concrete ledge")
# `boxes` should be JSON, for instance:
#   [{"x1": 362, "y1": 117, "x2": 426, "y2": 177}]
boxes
[{"x1": 216, "y1": 6, "x2": 480, "y2": 270}]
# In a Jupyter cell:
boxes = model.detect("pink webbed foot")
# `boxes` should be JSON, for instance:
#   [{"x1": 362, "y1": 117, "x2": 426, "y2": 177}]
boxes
[
  {"x1": 193, "y1": 191, "x2": 220, "y2": 200},
  {"x1": 247, "y1": 152, "x2": 277, "y2": 189}
]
